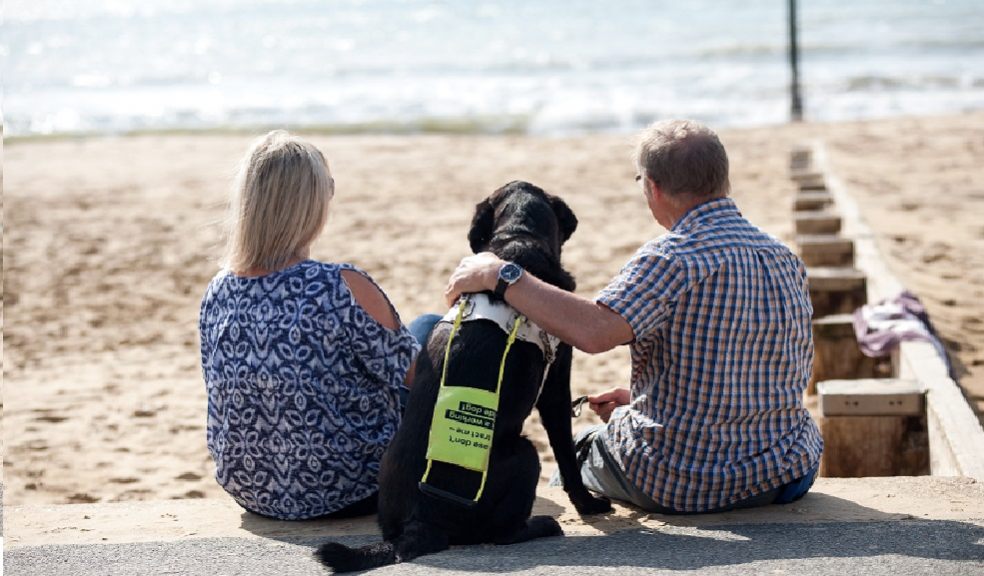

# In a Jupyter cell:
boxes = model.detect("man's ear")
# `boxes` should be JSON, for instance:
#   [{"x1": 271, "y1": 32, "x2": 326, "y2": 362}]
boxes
[
  {"x1": 468, "y1": 198, "x2": 495, "y2": 253},
  {"x1": 548, "y1": 195, "x2": 578, "y2": 243},
  {"x1": 644, "y1": 176, "x2": 660, "y2": 201}
]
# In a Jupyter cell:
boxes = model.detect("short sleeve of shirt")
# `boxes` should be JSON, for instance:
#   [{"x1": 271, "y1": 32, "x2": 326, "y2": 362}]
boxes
[
  {"x1": 335, "y1": 265, "x2": 421, "y2": 386},
  {"x1": 596, "y1": 242, "x2": 685, "y2": 341}
]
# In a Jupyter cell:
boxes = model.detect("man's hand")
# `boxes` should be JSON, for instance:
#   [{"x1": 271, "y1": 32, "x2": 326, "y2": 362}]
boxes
[
  {"x1": 445, "y1": 252, "x2": 505, "y2": 306},
  {"x1": 588, "y1": 387, "x2": 630, "y2": 423}
]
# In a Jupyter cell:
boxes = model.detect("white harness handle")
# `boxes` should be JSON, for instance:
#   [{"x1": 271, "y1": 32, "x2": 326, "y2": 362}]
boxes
[{"x1": 439, "y1": 293, "x2": 561, "y2": 389}]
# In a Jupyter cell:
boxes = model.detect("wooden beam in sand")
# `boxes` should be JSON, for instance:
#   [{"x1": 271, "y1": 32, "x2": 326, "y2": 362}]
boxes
[
  {"x1": 795, "y1": 211, "x2": 842, "y2": 235},
  {"x1": 789, "y1": 146, "x2": 813, "y2": 174},
  {"x1": 807, "y1": 266, "x2": 867, "y2": 318},
  {"x1": 793, "y1": 191, "x2": 834, "y2": 212},
  {"x1": 790, "y1": 171, "x2": 825, "y2": 189},
  {"x1": 818, "y1": 379, "x2": 929, "y2": 477},
  {"x1": 808, "y1": 314, "x2": 883, "y2": 395},
  {"x1": 797, "y1": 234, "x2": 855, "y2": 267}
]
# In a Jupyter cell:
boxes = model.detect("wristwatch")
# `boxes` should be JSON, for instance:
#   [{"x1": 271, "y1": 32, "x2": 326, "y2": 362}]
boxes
[{"x1": 494, "y1": 262, "x2": 524, "y2": 299}]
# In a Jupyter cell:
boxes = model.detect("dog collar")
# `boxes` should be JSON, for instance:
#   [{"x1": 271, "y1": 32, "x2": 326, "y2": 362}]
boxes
[{"x1": 438, "y1": 293, "x2": 560, "y2": 366}]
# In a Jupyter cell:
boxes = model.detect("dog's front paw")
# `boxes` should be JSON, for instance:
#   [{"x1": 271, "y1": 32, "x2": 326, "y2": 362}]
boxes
[{"x1": 570, "y1": 492, "x2": 612, "y2": 515}]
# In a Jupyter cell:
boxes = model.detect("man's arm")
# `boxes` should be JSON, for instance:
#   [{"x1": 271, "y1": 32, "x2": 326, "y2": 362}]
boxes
[{"x1": 445, "y1": 252, "x2": 634, "y2": 354}]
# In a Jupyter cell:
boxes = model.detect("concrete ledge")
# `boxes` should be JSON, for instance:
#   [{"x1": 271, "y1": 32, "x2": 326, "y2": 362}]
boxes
[
  {"x1": 7, "y1": 478, "x2": 984, "y2": 549},
  {"x1": 7, "y1": 480, "x2": 984, "y2": 574}
]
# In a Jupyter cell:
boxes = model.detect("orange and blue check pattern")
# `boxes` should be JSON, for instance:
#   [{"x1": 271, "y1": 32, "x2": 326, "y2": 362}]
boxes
[{"x1": 596, "y1": 197, "x2": 822, "y2": 513}]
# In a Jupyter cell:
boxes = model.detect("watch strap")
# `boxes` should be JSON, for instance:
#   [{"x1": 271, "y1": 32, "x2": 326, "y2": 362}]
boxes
[{"x1": 494, "y1": 277, "x2": 509, "y2": 299}]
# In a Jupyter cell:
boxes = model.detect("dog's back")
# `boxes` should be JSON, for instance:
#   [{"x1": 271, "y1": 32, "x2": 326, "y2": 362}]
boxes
[
  {"x1": 379, "y1": 316, "x2": 548, "y2": 535},
  {"x1": 317, "y1": 318, "x2": 549, "y2": 571},
  {"x1": 316, "y1": 181, "x2": 609, "y2": 573}
]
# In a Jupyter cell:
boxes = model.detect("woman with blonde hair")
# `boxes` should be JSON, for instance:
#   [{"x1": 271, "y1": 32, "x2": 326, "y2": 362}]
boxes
[{"x1": 199, "y1": 130, "x2": 420, "y2": 520}]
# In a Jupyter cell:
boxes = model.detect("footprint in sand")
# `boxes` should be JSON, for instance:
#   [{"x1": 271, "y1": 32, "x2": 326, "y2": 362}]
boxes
[
  {"x1": 34, "y1": 414, "x2": 69, "y2": 424},
  {"x1": 110, "y1": 477, "x2": 140, "y2": 484},
  {"x1": 67, "y1": 493, "x2": 99, "y2": 504},
  {"x1": 899, "y1": 201, "x2": 921, "y2": 212},
  {"x1": 175, "y1": 472, "x2": 202, "y2": 481},
  {"x1": 25, "y1": 439, "x2": 49, "y2": 451},
  {"x1": 921, "y1": 241, "x2": 951, "y2": 264}
]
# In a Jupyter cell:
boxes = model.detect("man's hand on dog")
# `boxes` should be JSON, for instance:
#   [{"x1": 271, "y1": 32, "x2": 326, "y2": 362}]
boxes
[
  {"x1": 445, "y1": 252, "x2": 504, "y2": 306},
  {"x1": 587, "y1": 388, "x2": 630, "y2": 423}
]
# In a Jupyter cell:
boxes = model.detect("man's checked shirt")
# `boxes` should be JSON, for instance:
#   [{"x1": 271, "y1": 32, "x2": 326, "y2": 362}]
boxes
[{"x1": 596, "y1": 197, "x2": 822, "y2": 513}]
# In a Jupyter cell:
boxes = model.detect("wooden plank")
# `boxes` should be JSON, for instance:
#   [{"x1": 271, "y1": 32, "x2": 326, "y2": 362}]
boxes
[
  {"x1": 809, "y1": 315, "x2": 882, "y2": 394},
  {"x1": 791, "y1": 170, "x2": 825, "y2": 187},
  {"x1": 793, "y1": 192, "x2": 833, "y2": 211},
  {"x1": 820, "y1": 416, "x2": 906, "y2": 477},
  {"x1": 805, "y1": 143, "x2": 978, "y2": 478},
  {"x1": 798, "y1": 235, "x2": 855, "y2": 267},
  {"x1": 799, "y1": 181, "x2": 828, "y2": 192},
  {"x1": 795, "y1": 211, "x2": 842, "y2": 235},
  {"x1": 790, "y1": 146, "x2": 813, "y2": 173},
  {"x1": 818, "y1": 378, "x2": 924, "y2": 416},
  {"x1": 807, "y1": 267, "x2": 867, "y2": 317}
]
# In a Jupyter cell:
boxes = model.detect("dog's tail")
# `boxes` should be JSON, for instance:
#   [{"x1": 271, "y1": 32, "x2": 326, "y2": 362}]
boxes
[
  {"x1": 314, "y1": 540, "x2": 397, "y2": 573},
  {"x1": 314, "y1": 522, "x2": 448, "y2": 573}
]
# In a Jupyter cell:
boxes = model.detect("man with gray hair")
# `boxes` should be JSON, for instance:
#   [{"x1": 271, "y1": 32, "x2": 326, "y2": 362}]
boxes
[{"x1": 445, "y1": 119, "x2": 822, "y2": 513}]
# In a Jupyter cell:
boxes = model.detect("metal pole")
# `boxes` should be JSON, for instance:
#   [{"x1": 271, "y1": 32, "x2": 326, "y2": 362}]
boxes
[{"x1": 788, "y1": 0, "x2": 803, "y2": 121}]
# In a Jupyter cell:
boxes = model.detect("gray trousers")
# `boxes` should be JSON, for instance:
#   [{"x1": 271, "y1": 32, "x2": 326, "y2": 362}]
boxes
[{"x1": 554, "y1": 424, "x2": 785, "y2": 514}]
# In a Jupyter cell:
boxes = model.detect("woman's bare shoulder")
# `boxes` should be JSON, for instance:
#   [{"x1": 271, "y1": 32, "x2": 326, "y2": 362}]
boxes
[{"x1": 339, "y1": 268, "x2": 400, "y2": 330}]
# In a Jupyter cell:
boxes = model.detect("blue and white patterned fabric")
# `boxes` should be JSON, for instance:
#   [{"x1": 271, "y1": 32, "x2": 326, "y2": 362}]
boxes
[
  {"x1": 199, "y1": 260, "x2": 419, "y2": 519},
  {"x1": 596, "y1": 197, "x2": 823, "y2": 513}
]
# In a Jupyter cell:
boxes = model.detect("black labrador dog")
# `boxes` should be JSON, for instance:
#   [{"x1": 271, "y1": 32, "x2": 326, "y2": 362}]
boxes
[{"x1": 316, "y1": 181, "x2": 611, "y2": 572}]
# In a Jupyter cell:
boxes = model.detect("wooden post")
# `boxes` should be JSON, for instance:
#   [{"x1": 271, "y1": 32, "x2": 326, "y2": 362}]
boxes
[
  {"x1": 788, "y1": 0, "x2": 803, "y2": 122},
  {"x1": 795, "y1": 212, "x2": 842, "y2": 236},
  {"x1": 809, "y1": 314, "x2": 881, "y2": 394},
  {"x1": 793, "y1": 191, "x2": 833, "y2": 212},
  {"x1": 817, "y1": 379, "x2": 928, "y2": 477},
  {"x1": 807, "y1": 267, "x2": 866, "y2": 317},
  {"x1": 797, "y1": 234, "x2": 854, "y2": 267}
]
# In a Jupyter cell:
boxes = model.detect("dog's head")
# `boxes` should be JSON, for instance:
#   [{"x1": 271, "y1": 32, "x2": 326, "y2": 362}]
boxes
[{"x1": 467, "y1": 180, "x2": 578, "y2": 289}]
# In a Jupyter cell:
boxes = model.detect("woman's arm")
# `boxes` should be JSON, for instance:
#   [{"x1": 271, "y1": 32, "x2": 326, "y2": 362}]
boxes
[
  {"x1": 340, "y1": 269, "x2": 417, "y2": 387},
  {"x1": 340, "y1": 269, "x2": 400, "y2": 330}
]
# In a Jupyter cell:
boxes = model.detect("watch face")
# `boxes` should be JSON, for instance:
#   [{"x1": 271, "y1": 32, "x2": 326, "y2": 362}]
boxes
[{"x1": 500, "y1": 262, "x2": 522, "y2": 283}]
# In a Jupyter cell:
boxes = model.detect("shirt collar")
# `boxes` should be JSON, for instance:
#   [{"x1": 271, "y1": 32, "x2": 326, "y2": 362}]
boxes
[{"x1": 671, "y1": 197, "x2": 739, "y2": 233}]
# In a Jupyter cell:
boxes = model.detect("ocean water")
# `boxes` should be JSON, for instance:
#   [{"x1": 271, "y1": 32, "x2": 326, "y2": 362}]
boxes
[{"x1": 3, "y1": 0, "x2": 983, "y2": 136}]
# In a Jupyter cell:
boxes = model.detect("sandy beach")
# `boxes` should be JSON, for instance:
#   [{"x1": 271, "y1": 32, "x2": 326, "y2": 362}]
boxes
[{"x1": 3, "y1": 112, "x2": 983, "y2": 507}]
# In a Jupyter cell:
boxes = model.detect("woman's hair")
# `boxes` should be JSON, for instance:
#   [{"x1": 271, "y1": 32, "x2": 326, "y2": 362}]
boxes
[{"x1": 222, "y1": 130, "x2": 335, "y2": 273}]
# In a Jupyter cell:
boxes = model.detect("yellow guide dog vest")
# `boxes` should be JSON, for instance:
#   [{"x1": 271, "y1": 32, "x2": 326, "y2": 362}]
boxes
[{"x1": 419, "y1": 294, "x2": 559, "y2": 506}]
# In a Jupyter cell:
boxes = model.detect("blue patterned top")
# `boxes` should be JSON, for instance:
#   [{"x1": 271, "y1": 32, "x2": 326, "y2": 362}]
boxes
[
  {"x1": 596, "y1": 198, "x2": 822, "y2": 513},
  {"x1": 199, "y1": 260, "x2": 419, "y2": 519}
]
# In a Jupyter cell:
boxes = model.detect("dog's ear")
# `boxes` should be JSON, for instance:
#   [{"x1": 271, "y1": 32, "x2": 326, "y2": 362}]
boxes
[
  {"x1": 468, "y1": 198, "x2": 495, "y2": 253},
  {"x1": 549, "y1": 195, "x2": 578, "y2": 243}
]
